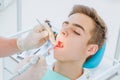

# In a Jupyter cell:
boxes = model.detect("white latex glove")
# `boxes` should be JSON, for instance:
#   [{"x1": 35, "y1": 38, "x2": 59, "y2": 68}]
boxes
[
  {"x1": 17, "y1": 25, "x2": 49, "y2": 51},
  {"x1": 14, "y1": 55, "x2": 47, "y2": 80}
]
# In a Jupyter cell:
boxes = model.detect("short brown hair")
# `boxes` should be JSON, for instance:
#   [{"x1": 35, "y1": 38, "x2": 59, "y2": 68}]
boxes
[{"x1": 69, "y1": 5, "x2": 107, "y2": 49}]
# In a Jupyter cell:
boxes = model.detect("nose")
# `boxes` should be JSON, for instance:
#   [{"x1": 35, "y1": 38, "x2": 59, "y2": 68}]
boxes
[
  {"x1": 61, "y1": 30, "x2": 68, "y2": 37},
  {"x1": 60, "y1": 27, "x2": 71, "y2": 37}
]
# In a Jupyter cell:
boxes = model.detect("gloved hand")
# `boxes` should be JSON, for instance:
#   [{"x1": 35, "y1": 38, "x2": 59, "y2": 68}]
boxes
[
  {"x1": 17, "y1": 25, "x2": 49, "y2": 51},
  {"x1": 14, "y1": 55, "x2": 47, "y2": 80}
]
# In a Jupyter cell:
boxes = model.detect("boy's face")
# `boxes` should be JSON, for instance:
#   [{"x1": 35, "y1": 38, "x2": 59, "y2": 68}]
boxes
[{"x1": 54, "y1": 13, "x2": 96, "y2": 62}]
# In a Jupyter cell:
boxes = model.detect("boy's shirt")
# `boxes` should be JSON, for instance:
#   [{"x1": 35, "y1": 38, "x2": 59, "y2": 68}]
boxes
[
  {"x1": 41, "y1": 64, "x2": 91, "y2": 80},
  {"x1": 76, "y1": 68, "x2": 91, "y2": 80}
]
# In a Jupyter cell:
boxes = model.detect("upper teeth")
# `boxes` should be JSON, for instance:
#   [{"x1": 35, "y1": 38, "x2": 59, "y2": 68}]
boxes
[{"x1": 57, "y1": 41, "x2": 63, "y2": 48}]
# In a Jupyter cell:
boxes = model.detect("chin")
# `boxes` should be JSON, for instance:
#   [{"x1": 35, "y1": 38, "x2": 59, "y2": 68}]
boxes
[{"x1": 54, "y1": 50, "x2": 64, "y2": 60}]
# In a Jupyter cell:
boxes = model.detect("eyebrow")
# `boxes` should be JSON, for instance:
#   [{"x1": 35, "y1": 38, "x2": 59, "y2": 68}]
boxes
[
  {"x1": 73, "y1": 23, "x2": 85, "y2": 32},
  {"x1": 63, "y1": 21, "x2": 85, "y2": 32}
]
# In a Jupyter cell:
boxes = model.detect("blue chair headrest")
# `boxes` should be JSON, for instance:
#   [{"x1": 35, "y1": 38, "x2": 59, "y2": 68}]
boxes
[{"x1": 83, "y1": 43, "x2": 106, "y2": 68}]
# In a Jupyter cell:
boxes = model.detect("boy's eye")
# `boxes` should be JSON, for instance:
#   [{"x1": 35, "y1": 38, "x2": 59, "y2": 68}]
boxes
[{"x1": 73, "y1": 31, "x2": 80, "y2": 35}]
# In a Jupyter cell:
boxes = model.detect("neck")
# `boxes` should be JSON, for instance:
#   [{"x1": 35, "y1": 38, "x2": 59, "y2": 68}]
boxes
[{"x1": 54, "y1": 61, "x2": 83, "y2": 79}]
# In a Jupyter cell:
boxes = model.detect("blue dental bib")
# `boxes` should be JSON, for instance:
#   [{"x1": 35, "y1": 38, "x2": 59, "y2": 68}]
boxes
[{"x1": 41, "y1": 69, "x2": 70, "y2": 80}]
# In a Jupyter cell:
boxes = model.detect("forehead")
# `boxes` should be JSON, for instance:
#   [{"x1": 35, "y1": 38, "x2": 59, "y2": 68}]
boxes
[{"x1": 68, "y1": 13, "x2": 95, "y2": 34}]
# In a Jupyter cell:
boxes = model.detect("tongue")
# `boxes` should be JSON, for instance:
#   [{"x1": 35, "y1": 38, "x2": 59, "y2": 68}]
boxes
[{"x1": 55, "y1": 41, "x2": 64, "y2": 48}]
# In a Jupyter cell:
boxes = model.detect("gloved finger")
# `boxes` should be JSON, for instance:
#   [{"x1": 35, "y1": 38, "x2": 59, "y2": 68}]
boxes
[
  {"x1": 38, "y1": 36, "x2": 49, "y2": 44},
  {"x1": 37, "y1": 30, "x2": 49, "y2": 40},
  {"x1": 33, "y1": 25, "x2": 46, "y2": 33},
  {"x1": 42, "y1": 23, "x2": 56, "y2": 45}
]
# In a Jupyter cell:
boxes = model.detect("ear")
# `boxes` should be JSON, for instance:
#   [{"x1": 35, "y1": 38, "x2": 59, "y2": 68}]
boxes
[{"x1": 87, "y1": 44, "x2": 98, "y2": 56}]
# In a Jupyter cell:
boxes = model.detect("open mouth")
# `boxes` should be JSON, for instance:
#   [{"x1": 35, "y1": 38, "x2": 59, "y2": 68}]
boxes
[{"x1": 54, "y1": 41, "x2": 64, "y2": 48}]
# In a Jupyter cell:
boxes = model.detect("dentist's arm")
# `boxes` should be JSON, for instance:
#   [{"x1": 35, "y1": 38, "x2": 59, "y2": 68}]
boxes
[
  {"x1": 0, "y1": 25, "x2": 49, "y2": 57},
  {"x1": 0, "y1": 37, "x2": 20, "y2": 57}
]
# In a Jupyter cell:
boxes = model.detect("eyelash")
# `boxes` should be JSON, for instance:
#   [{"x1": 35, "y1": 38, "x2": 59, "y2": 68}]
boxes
[{"x1": 73, "y1": 30, "x2": 80, "y2": 35}]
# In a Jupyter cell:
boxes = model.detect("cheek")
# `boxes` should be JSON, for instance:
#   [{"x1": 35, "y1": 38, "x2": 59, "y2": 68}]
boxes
[
  {"x1": 66, "y1": 40, "x2": 87, "y2": 57},
  {"x1": 54, "y1": 49, "x2": 84, "y2": 61},
  {"x1": 54, "y1": 43, "x2": 86, "y2": 61},
  {"x1": 53, "y1": 37, "x2": 88, "y2": 61}
]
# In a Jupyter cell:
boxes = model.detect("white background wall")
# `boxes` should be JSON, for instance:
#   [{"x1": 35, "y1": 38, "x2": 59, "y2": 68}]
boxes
[{"x1": 0, "y1": 0, "x2": 17, "y2": 36}]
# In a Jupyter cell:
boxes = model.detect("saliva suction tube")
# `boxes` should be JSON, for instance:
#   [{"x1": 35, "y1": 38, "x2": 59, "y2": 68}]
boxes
[{"x1": 9, "y1": 20, "x2": 57, "y2": 80}]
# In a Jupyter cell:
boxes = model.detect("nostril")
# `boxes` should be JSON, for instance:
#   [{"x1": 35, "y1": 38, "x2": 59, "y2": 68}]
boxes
[
  {"x1": 61, "y1": 31, "x2": 68, "y2": 37},
  {"x1": 62, "y1": 32, "x2": 66, "y2": 35}
]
